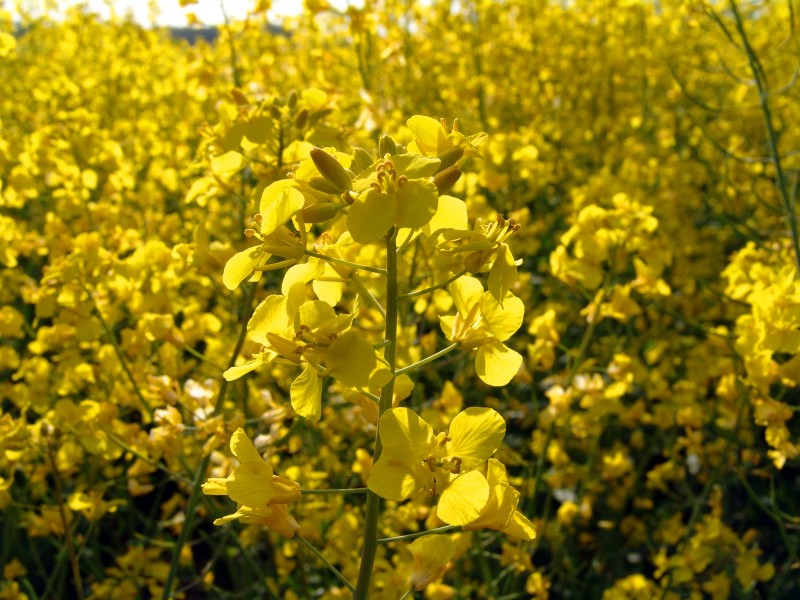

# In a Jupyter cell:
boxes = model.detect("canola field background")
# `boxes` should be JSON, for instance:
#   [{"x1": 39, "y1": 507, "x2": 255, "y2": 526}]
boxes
[{"x1": 1, "y1": 1, "x2": 799, "y2": 598}]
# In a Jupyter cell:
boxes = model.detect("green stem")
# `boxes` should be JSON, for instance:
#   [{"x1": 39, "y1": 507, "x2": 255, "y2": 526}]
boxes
[
  {"x1": 353, "y1": 229, "x2": 398, "y2": 600},
  {"x1": 398, "y1": 589, "x2": 414, "y2": 600},
  {"x1": 728, "y1": 0, "x2": 800, "y2": 276},
  {"x1": 305, "y1": 250, "x2": 387, "y2": 275},
  {"x1": 352, "y1": 273, "x2": 387, "y2": 319},
  {"x1": 300, "y1": 488, "x2": 369, "y2": 495},
  {"x1": 161, "y1": 283, "x2": 256, "y2": 600},
  {"x1": 399, "y1": 269, "x2": 467, "y2": 299},
  {"x1": 378, "y1": 525, "x2": 460, "y2": 544},
  {"x1": 395, "y1": 343, "x2": 460, "y2": 376},
  {"x1": 296, "y1": 534, "x2": 354, "y2": 593}
]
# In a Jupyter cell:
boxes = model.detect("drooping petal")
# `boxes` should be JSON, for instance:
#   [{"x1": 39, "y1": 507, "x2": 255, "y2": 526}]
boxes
[
  {"x1": 487, "y1": 244, "x2": 519, "y2": 303},
  {"x1": 222, "y1": 246, "x2": 265, "y2": 290},
  {"x1": 407, "y1": 535, "x2": 455, "y2": 591},
  {"x1": 463, "y1": 459, "x2": 517, "y2": 531},
  {"x1": 436, "y1": 470, "x2": 490, "y2": 525},
  {"x1": 223, "y1": 351, "x2": 275, "y2": 381},
  {"x1": 446, "y1": 407, "x2": 506, "y2": 468},
  {"x1": 394, "y1": 178, "x2": 439, "y2": 230},
  {"x1": 367, "y1": 455, "x2": 423, "y2": 501},
  {"x1": 480, "y1": 291, "x2": 525, "y2": 342},
  {"x1": 503, "y1": 510, "x2": 537, "y2": 541},
  {"x1": 378, "y1": 407, "x2": 436, "y2": 457},
  {"x1": 347, "y1": 188, "x2": 397, "y2": 244},
  {"x1": 290, "y1": 363, "x2": 323, "y2": 420},
  {"x1": 475, "y1": 342, "x2": 523, "y2": 386}
]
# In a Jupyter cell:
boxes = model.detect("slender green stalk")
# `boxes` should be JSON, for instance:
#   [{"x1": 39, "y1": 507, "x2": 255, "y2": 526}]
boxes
[
  {"x1": 398, "y1": 589, "x2": 414, "y2": 600},
  {"x1": 297, "y1": 535, "x2": 354, "y2": 593},
  {"x1": 394, "y1": 343, "x2": 460, "y2": 376},
  {"x1": 353, "y1": 229, "x2": 399, "y2": 600},
  {"x1": 728, "y1": 0, "x2": 800, "y2": 276},
  {"x1": 305, "y1": 249, "x2": 387, "y2": 275},
  {"x1": 47, "y1": 445, "x2": 83, "y2": 599},
  {"x1": 162, "y1": 283, "x2": 256, "y2": 600},
  {"x1": 300, "y1": 488, "x2": 369, "y2": 495},
  {"x1": 399, "y1": 269, "x2": 467, "y2": 299},
  {"x1": 352, "y1": 273, "x2": 387, "y2": 319},
  {"x1": 378, "y1": 525, "x2": 460, "y2": 544}
]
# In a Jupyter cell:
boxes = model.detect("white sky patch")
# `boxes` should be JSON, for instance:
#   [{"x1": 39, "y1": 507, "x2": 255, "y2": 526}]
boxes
[{"x1": 13, "y1": 0, "x2": 364, "y2": 27}]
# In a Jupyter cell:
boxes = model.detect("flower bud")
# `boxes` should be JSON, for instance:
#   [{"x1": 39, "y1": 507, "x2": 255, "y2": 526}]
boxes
[
  {"x1": 310, "y1": 147, "x2": 352, "y2": 193},
  {"x1": 353, "y1": 146, "x2": 374, "y2": 171},
  {"x1": 300, "y1": 202, "x2": 339, "y2": 223},
  {"x1": 286, "y1": 89, "x2": 298, "y2": 109},
  {"x1": 294, "y1": 108, "x2": 308, "y2": 129},
  {"x1": 230, "y1": 88, "x2": 249, "y2": 106},
  {"x1": 379, "y1": 134, "x2": 397, "y2": 157},
  {"x1": 433, "y1": 165, "x2": 462, "y2": 195},
  {"x1": 309, "y1": 176, "x2": 344, "y2": 195},
  {"x1": 436, "y1": 146, "x2": 464, "y2": 171},
  {"x1": 308, "y1": 107, "x2": 333, "y2": 125},
  {"x1": 269, "y1": 104, "x2": 283, "y2": 120}
]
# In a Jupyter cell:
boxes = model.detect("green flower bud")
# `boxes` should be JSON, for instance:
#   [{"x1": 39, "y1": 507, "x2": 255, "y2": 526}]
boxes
[
  {"x1": 433, "y1": 166, "x2": 462, "y2": 195},
  {"x1": 310, "y1": 147, "x2": 352, "y2": 193},
  {"x1": 379, "y1": 134, "x2": 397, "y2": 157},
  {"x1": 436, "y1": 146, "x2": 464, "y2": 172},
  {"x1": 294, "y1": 108, "x2": 309, "y2": 129},
  {"x1": 353, "y1": 147, "x2": 374, "y2": 172},
  {"x1": 309, "y1": 176, "x2": 345, "y2": 195},
  {"x1": 300, "y1": 202, "x2": 339, "y2": 223},
  {"x1": 287, "y1": 89, "x2": 298, "y2": 109}
]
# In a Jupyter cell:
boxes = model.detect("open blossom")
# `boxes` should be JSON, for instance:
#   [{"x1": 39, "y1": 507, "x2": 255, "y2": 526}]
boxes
[{"x1": 367, "y1": 407, "x2": 506, "y2": 525}]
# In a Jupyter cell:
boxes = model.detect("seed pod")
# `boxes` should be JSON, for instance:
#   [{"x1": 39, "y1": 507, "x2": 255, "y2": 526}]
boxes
[
  {"x1": 379, "y1": 134, "x2": 397, "y2": 157},
  {"x1": 310, "y1": 147, "x2": 352, "y2": 193},
  {"x1": 287, "y1": 90, "x2": 298, "y2": 109},
  {"x1": 436, "y1": 146, "x2": 464, "y2": 172},
  {"x1": 301, "y1": 202, "x2": 339, "y2": 223},
  {"x1": 433, "y1": 166, "x2": 462, "y2": 195}
]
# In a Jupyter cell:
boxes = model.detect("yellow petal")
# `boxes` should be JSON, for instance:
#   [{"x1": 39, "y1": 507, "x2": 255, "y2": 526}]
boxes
[
  {"x1": 503, "y1": 510, "x2": 537, "y2": 541},
  {"x1": 378, "y1": 407, "x2": 436, "y2": 456},
  {"x1": 480, "y1": 291, "x2": 524, "y2": 342},
  {"x1": 475, "y1": 342, "x2": 522, "y2": 386},
  {"x1": 298, "y1": 300, "x2": 339, "y2": 332},
  {"x1": 226, "y1": 461, "x2": 274, "y2": 507},
  {"x1": 347, "y1": 188, "x2": 397, "y2": 244},
  {"x1": 447, "y1": 408, "x2": 506, "y2": 468},
  {"x1": 248, "y1": 295, "x2": 293, "y2": 345},
  {"x1": 201, "y1": 478, "x2": 228, "y2": 496},
  {"x1": 222, "y1": 246, "x2": 264, "y2": 290},
  {"x1": 327, "y1": 331, "x2": 389, "y2": 390},
  {"x1": 487, "y1": 244, "x2": 519, "y2": 303},
  {"x1": 281, "y1": 261, "x2": 322, "y2": 296},
  {"x1": 407, "y1": 115, "x2": 448, "y2": 156},
  {"x1": 449, "y1": 276, "x2": 483, "y2": 320},
  {"x1": 407, "y1": 535, "x2": 455, "y2": 591},
  {"x1": 223, "y1": 353, "x2": 273, "y2": 381},
  {"x1": 258, "y1": 179, "x2": 297, "y2": 217},
  {"x1": 367, "y1": 455, "x2": 422, "y2": 501},
  {"x1": 290, "y1": 363, "x2": 323, "y2": 420},
  {"x1": 230, "y1": 428, "x2": 263, "y2": 464},
  {"x1": 211, "y1": 151, "x2": 247, "y2": 180},
  {"x1": 260, "y1": 184, "x2": 305, "y2": 236},
  {"x1": 436, "y1": 470, "x2": 489, "y2": 525},
  {"x1": 395, "y1": 178, "x2": 439, "y2": 230},
  {"x1": 423, "y1": 195, "x2": 468, "y2": 237}
]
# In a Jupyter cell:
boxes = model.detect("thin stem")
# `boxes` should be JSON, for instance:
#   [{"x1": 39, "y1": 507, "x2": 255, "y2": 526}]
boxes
[
  {"x1": 398, "y1": 589, "x2": 414, "y2": 600},
  {"x1": 394, "y1": 343, "x2": 460, "y2": 376},
  {"x1": 399, "y1": 269, "x2": 467, "y2": 299},
  {"x1": 728, "y1": 0, "x2": 800, "y2": 276},
  {"x1": 353, "y1": 229, "x2": 399, "y2": 600},
  {"x1": 47, "y1": 445, "x2": 83, "y2": 599},
  {"x1": 351, "y1": 273, "x2": 387, "y2": 319},
  {"x1": 300, "y1": 488, "x2": 369, "y2": 495},
  {"x1": 378, "y1": 525, "x2": 460, "y2": 544},
  {"x1": 305, "y1": 249, "x2": 387, "y2": 275},
  {"x1": 296, "y1": 534, "x2": 354, "y2": 593},
  {"x1": 161, "y1": 283, "x2": 256, "y2": 600}
]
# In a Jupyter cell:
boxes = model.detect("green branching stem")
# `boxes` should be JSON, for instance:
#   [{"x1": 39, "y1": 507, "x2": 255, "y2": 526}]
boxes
[
  {"x1": 162, "y1": 283, "x2": 256, "y2": 600},
  {"x1": 351, "y1": 273, "x2": 387, "y2": 319},
  {"x1": 728, "y1": 0, "x2": 800, "y2": 276},
  {"x1": 304, "y1": 249, "x2": 388, "y2": 275},
  {"x1": 399, "y1": 269, "x2": 467, "y2": 299},
  {"x1": 353, "y1": 228, "x2": 398, "y2": 600},
  {"x1": 394, "y1": 343, "x2": 460, "y2": 377},
  {"x1": 297, "y1": 535, "x2": 354, "y2": 593},
  {"x1": 378, "y1": 525, "x2": 460, "y2": 545}
]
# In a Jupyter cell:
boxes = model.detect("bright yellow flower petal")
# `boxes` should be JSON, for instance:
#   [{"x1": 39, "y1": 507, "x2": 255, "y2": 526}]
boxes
[
  {"x1": 290, "y1": 363, "x2": 323, "y2": 420},
  {"x1": 480, "y1": 291, "x2": 524, "y2": 342},
  {"x1": 475, "y1": 342, "x2": 522, "y2": 386},
  {"x1": 407, "y1": 535, "x2": 455, "y2": 591},
  {"x1": 222, "y1": 246, "x2": 265, "y2": 290},
  {"x1": 450, "y1": 276, "x2": 483, "y2": 321},
  {"x1": 446, "y1": 407, "x2": 506, "y2": 468},
  {"x1": 260, "y1": 184, "x2": 305, "y2": 236},
  {"x1": 201, "y1": 478, "x2": 228, "y2": 495},
  {"x1": 247, "y1": 295, "x2": 293, "y2": 345},
  {"x1": 407, "y1": 115, "x2": 448, "y2": 156},
  {"x1": 378, "y1": 407, "x2": 436, "y2": 456},
  {"x1": 503, "y1": 510, "x2": 536, "y2": 541},
  {"x1": 230, "y1": 428, "x2": 263, "y2": 464},
  {"x1": 487, "y1": 244, "x2": 519, "y2": 303},
  {"x1": 347, "y1": 188, "x2": 397, "y2": 244},
  {"x1": 367, "y1": 455, "x2": 423, "y2": 501},
  {"x1": 423, "y1": 195, "x2": 468, "y2": 237},
  {"x1": 394, "y1": 179, "x2": 439, "y2": 230},
  {"x1": 225, "y1": 460, "x2": 274, "y2": 507},
  {"x1": 326, "y1": 331, "x2": 391, "y2": 390},
  {"x1": 436, "y1": 470, "x2": 489, "y2": 525}
]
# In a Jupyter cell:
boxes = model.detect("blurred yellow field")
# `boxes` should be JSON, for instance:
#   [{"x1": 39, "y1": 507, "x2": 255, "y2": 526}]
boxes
[{"x1": 0, "y1": 1, "x2": 798, "y2": 598}]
